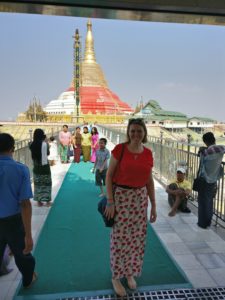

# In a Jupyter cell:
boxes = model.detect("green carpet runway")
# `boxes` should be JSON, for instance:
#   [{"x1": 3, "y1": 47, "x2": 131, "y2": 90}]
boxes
[{"x1": 15, "y1": 162, "x2": 191, "y2": 299}]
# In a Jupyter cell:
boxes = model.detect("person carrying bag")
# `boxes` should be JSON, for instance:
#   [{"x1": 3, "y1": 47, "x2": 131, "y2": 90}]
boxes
[
  {"x1": 193, "y1": 154, "x2": 204, "y2": 192},
  {"x1": 97, "y1": 143, "x2": 125, "y2": 227},
  {"x1": 104, "y1": 119, "x2": 157, "y2": 297}
]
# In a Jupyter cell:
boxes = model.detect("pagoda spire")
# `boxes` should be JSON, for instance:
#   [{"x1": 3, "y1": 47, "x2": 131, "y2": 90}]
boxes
[
  {"x1": 73, "y1": 28, "x2": 81, "y2": 122},
  {"x1": 80, "y1": 19, "x2": 108, "y2": 87},
  {"x1": 83, "y1": 19, "x2": 96, "y2": 63}
]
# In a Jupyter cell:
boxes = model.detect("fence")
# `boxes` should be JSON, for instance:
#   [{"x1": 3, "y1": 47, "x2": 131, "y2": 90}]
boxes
[
  {"x1": 98, "y1": 125, "x2": 225, "y2": 227},
  {"x1": 13, "y1": 129, "x2": 61, "y2": 176},
  {"x1": 12, "y1": 125, "x2": 225, "y2": 227}
]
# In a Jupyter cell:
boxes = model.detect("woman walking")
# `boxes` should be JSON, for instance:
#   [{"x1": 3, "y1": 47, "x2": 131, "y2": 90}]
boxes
[
  {"x1": 105, "y1": 118, "x2": 157, "y2": 296},
  {"x1": 30, "y1": 129, "x2": 52, "y2": 207},
  {"x1": 59, "y1": 125, "x2": 71, "y2": 163},
  {"x1": 90, "y1": 126, "x2": 99, "y2": 163},
  {"x1": 81, "y1": 126, "x2": 91, "y2": 162},
  {"x1": 72, "y1": 127, "x2": 82, "y2": 163}
]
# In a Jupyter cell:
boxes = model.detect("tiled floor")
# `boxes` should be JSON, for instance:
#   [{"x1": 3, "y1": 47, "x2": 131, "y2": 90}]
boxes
[{"x1": 1, "y1": 141, "x2": 225, "y2": 299}]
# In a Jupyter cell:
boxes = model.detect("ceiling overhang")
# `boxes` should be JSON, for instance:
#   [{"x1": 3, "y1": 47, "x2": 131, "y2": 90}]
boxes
[{"x1": 1, "y1": 1, "x2": 225, "y2": 25}]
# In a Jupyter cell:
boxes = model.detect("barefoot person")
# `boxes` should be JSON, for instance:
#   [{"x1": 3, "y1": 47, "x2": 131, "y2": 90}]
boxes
[
  {"x1": 81, "y1": 126, "x2": 91, "y2": 162},
  {"x1": 30, "y1": 129, "x2": 52, "y2": 207},
  {"x1": 59, "y1": 125, "x2": 71, "y2": 163},
  {"x1": 105, "y1": 118, "x2": 157, "y2": 297},
  {"x1": 71, "y1": 127, "x2": 82, "y2": 163},
  {"x1": 48, "y1": 136, "x2": 58, "y2": 166},
  {"x1": 0, "y1": 133, "x2": 36, "y2": 288},
  {"x1": 92, "y1": 138, "x2": 110, "y2": 197},
  {"x1": 197, "y1": 132, "x2": 225, "y2": 228},
  {"x1": 166, "y1": 167, "x2": 191, "y2": 217},
  {"x1": 90, "y1": 126, "x2": 99, "y2": 163}
]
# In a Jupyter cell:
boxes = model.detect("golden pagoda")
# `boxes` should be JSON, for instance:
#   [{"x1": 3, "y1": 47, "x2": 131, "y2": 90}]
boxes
[
  {"x1": 45, "y1": 20, "x2": 133, "y2": 123},
  {"x1": 81, "y1": 20, "x2": 108, "y2": 87}
]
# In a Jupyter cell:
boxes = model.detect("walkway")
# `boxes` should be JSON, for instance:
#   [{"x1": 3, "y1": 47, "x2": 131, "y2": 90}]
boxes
[{"x1": 1, "y1": 140, "x2": 225, "y2": 300}]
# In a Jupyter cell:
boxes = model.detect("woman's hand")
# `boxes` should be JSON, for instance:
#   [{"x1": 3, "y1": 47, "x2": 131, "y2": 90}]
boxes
[
  {"x1": 104, "y1": 205, "x2": 115, "y2": 220},
  {"x1": 150, "y1": 206, "x2": 157, "y2": 223}
]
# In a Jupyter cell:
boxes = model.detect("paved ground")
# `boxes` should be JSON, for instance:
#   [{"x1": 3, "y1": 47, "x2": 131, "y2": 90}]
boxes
[{"x1": 1, "y1": 140, "x2": 225, "y2": 300}]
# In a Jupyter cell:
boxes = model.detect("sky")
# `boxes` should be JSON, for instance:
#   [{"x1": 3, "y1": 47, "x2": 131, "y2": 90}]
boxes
[{"x1": 0, "y1": 12, "x2": 225, "y2": 122}]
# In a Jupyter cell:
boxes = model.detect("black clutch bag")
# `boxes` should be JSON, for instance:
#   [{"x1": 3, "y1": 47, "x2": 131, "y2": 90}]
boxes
[
  {"x1": 193, "y1": 155, "x2": 205, "y2": 192},
  {"x1": 97, "y1": 196, "x2": 114, "y2": 227},
  {"x1": 192, "y1": 177, "x2": 204, "y2": 192}
]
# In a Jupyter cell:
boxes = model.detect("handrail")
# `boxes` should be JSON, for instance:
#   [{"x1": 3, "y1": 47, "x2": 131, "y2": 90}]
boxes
[
  {"x1": 13, "y1": 125, "x2": 225, "y2": 227},
  {"x1": 98, "y1": 125, "x2": 225, "y2": 228},
  {"x1": 13, "y1": 130, "x2": 61, "y2": 177}
]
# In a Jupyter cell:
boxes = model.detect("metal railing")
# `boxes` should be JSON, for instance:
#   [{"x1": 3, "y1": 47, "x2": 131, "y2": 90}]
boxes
[
  {"x1": 14, "y1": 140, "x2": 34, "y2": 174},
  {"x1": 98, "y1": 125, "x2": 225, "y2": 227},
  {"x1": 12, "y1": 125, "x2": 225, "y2": 227},
  {"x1": 13, "y1": 130, "x2": 62, "y2": 176}
]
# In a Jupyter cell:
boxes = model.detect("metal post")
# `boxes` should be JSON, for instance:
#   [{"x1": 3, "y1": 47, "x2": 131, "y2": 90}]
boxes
[
  {"x1": 116, "y1": 134, "x2": 120, "y2": 144},
  {"x1": 160, "y1": 131, "x2": 163, "y2": 180},
  {"x1": 187, "y1": 134, "x2": 191, "y2": 178},
  {"x1": 73, "y1": 29, "x2": 80, "y2": 124},
  {"x1": 29, "y1": 129, "x2": 33, "y2": 142}
]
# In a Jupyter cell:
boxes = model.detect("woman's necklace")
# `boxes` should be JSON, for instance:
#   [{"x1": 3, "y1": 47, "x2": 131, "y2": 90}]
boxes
[{"x1": 128, "y1": 144, "x2": 143, "y2": 160}]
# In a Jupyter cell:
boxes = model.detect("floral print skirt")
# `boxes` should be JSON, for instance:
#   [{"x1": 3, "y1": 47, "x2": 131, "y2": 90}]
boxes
[{"x1": 110, "y1": 186, "x2": 148, "y2": 279}]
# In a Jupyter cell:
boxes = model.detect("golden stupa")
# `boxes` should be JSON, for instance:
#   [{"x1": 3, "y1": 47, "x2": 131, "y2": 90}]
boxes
[
  {"x1": 81, "y1": 20, "x2": 108, "y2": 87},
  {"x1": 44, "y1": 20, "x2": 133, "y2": 123}
]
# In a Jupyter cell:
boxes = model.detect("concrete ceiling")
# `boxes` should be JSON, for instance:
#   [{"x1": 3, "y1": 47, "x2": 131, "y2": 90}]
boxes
[{"x1": 1, "y1": 0, "x2": 225, "y2": 26}]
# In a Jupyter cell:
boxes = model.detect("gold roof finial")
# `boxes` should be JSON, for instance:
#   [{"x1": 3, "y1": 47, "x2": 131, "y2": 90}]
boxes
[{"x1": 84, "y1": 19, "x2": 96, "y2": 63}]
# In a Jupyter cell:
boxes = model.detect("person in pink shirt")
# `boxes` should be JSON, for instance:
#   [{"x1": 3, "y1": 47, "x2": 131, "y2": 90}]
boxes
[
  {"x1": 90, "y1": 127, "x2": 99, "y2": 163},
  {"x1": 59, "y1": 125, "x2": 71, "y2": 163}
]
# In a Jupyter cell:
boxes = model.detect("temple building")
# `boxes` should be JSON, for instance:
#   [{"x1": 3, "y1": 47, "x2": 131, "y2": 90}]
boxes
[
  {"x1": 135, "y1": 100, "x2": 214, "y2": 137},
  {"x1": 44, "y1": 20, "x2": 133, "y2": 123},
  {"x1": 135, "y1": 100, "x2": 188, "y2": 125}
]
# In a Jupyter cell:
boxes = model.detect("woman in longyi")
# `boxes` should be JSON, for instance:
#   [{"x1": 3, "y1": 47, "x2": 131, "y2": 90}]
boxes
[{"x1": 105, "y1": 118, "x2": 157, "y2": 296}]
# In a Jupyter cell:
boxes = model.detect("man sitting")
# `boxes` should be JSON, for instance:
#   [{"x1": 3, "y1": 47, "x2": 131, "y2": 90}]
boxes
[{"x1": 166, "y1": 167, "x2": 191, "y2": 217}]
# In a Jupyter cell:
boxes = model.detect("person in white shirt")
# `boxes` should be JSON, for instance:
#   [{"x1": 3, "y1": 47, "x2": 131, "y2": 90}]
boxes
[
  {"x1": 197, "y1": 132, "x2": 225, "y2": 229},
  {"x1": 48, "y1": 136, "x2": 58, "y2": 166}
]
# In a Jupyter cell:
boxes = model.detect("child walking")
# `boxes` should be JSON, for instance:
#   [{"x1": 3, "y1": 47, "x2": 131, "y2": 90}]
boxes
[
  {"x1": 93, "y1": 138, "x2": 110, "y2": 197},
  {"x1": 48, "y1": 136, "x2": 58, "y2": 166}
]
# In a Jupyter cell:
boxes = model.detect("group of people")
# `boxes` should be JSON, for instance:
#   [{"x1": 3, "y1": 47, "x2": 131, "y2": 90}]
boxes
[
  {"x1": 166, "y1": 132, "x2": 225, "y2": 231},
  {"x1": 58, "y1": 124, "x2": 100, "y2": 164},
  {"x1": 22, "y1": 124, "x2": 104, "y2": 208},
  {"x1": 0, "y1": 121, "x2": 224, "y2": 296}
]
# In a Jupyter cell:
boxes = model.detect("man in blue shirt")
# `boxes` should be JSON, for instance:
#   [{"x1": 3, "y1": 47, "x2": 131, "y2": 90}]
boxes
[
  {"x1": 0, "y1": 133, "x2": 36, "y2": 287},
  {"x1": 197, "y1": 132, "x2": 225, "y2": 229}
]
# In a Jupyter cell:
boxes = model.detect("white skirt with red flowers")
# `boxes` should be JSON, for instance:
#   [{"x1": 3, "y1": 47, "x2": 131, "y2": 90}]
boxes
[{"x1": 110, "y1": 186, "x2": 148, "y2": 279}]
